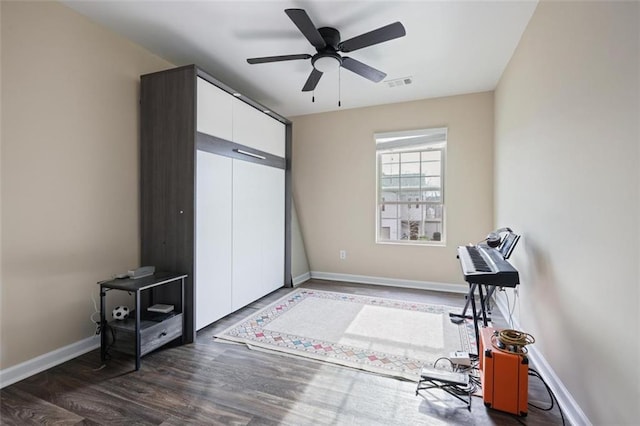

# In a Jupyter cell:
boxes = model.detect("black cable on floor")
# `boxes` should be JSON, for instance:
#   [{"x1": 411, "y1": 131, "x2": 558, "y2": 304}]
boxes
[{"x1": 528, "y1": 367, "x2": 566, "y2": 426}]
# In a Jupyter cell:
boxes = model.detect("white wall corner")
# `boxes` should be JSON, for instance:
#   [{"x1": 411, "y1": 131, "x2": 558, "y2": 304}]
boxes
[
  {"x1": 0, "y1": 335, "x2": 100, "y2": 389},
  {"x1": 494, "y1": 292, "x2": 592, "y2": 426},
  {"x1": 292, "y1": 271, "x2": 311, "y2": 286}
]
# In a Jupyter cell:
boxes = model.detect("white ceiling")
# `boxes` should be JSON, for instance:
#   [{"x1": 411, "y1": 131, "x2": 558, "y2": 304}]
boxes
[{"x1": 63, "y1": 1, "x2": 538, "y2": 118}]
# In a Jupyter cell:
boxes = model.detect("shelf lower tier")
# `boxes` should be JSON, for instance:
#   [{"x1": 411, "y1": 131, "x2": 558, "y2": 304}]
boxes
[{"x1": 109, "y1": 313, "x2": 183, "y2": 357}]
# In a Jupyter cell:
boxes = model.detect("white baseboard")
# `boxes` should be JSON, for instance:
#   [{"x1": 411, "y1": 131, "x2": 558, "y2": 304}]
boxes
[
  {"x1": 3, "y1": 276, "x2": 585, "y2": 426},
  {"x1": 494, "y1": 293, "x2": 591, "y2": 426},
  {"x1": 309, "y1": 271, "x2": 468, "y2": 294},
  {"x1": 0, "y1": 335, "x2": 100, "y2": 389},
  {"x1": 292, "y1": 271, "x2": 311, "y2": 286}
]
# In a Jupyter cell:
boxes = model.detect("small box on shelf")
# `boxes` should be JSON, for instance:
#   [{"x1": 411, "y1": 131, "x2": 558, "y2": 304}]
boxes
[{"x1": 147, "y1": 303, "x2": 174, "y2": 313}]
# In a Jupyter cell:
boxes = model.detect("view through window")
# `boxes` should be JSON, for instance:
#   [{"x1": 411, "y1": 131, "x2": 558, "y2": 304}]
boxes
[{"x1": 375, "y1": 128, "x2": 446, "y2": 245}]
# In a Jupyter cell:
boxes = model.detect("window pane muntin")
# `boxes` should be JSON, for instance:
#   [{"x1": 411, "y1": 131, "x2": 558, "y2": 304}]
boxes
[
  {"x1": 400, "y1": 151, "x2": 420, "y2": 162},
  {"x1": 422, "y1": 190, "x2": 441, "y2": 202},
  {"x1": 422, "y1": 176, "x2": 441, "y2": 189},
  {"x1": 400, "y1": 162, "x2": 421, "y2": 175},
  {"x1": 381, "y1": 163, "x2": 400, "y2": 176},
  {"x1": 380, "y1": 153, "x2": 399, "y2": 164},
  {"x1": 421, "y1": 161, "x2": 441, "y2": 176},
  {"x1": 421, "y1": 150, "x2": 440, "y2": 161},
  {"x1": 399, "y1": 177, "x2": 421, "y2": 189},
  {"x1": 380, "y1": 177, "x2": 396, "y2": 188}
]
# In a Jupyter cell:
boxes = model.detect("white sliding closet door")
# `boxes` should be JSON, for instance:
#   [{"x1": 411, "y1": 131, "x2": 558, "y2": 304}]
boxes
[
  {"x1": 196, "y1": 150, "x2": 233, "y2": 330},
  {"x1": 232, "y1": 159, "x2": 285, "y2": 310}
]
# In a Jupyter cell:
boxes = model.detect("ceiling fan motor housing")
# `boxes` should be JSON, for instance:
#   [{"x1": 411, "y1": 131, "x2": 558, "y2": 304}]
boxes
[
  {"x1": 312, "y1": 27, "x2": 343, "y2": 72},
  {"x1": 318, "y1": 27, "x2": 341, "y2": 49}
]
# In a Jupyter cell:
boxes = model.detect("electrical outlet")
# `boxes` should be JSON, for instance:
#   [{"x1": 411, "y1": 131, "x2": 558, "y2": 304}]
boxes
[{"x1": 339, "y1": 250, "x2": 346, "y2": 260}]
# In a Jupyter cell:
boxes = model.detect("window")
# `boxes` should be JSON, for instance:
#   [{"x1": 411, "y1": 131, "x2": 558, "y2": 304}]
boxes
[{"x1": 375, "y1": 127, "x2": 446, "y2": 245}]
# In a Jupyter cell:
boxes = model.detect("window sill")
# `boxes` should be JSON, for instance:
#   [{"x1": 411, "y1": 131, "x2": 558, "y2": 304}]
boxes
[{"x1": 376, "y1": 240, "x2": 446, "y2": 247}]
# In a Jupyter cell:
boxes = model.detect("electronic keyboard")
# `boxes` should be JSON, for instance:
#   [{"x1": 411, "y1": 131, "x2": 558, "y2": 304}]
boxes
[{"x1": 456, "y1": 244, "x2": 520, "y2": 287}]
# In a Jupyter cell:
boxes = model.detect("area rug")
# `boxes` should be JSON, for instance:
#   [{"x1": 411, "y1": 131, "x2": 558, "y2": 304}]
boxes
[{"x1": 215, "y1": 288, "x2": 476, "y2": 381}]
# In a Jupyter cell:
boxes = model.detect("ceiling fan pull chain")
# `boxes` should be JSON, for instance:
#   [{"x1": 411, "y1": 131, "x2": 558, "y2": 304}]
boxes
[
  {"x1": 338, "y1": 67, "x2": 342, "y2": 107},
  {"x1": 312, "y1": 90, "x2": 315, "y2": 103}
]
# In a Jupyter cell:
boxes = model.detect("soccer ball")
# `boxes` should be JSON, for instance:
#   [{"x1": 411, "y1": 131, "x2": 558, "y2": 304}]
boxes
[{"x1": 112, "y1": 305, "x2": 129, "y2": 320}]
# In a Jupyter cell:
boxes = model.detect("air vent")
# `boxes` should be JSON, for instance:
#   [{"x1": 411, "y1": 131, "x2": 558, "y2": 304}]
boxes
[{"x1": 386, "y1": 77, "x2": 413, "y2": 88}]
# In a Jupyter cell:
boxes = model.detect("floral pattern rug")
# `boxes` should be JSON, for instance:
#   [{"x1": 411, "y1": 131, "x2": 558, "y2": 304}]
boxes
[{"x1": 215, "y1": 288, "x2": 475, "y2": 381}]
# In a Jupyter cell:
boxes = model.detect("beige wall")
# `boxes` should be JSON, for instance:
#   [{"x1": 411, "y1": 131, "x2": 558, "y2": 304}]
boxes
[
  {"x1": 495, "y1": 1, "x2": 639, "y2": 424},
  {"x1": 5, "y1": 6, "x2": 636, "y2": 424},
  {"x1": 292, "y1": 92, "x2": 494, "y2": 286},
  {"x1": 291, "y1": 201, "x2": 310, "y2": 281},
  {"x1": 0, "y1": 1, "x2": 172, "y2": 369}
]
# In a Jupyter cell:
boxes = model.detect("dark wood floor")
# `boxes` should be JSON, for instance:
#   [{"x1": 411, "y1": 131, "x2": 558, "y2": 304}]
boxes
[{"x1": 1, "y1": 280, "x2": 565, "y2": 425}]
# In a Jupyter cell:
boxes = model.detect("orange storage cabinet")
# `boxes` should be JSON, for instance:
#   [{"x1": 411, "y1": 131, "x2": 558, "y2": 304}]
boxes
[{"x1": 479, "y1": 327, "x2": 529, "y2": 416}]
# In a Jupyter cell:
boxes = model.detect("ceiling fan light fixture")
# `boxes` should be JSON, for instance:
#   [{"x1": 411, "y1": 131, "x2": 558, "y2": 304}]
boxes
[
  {"x1": 247, "y1": 9, "x2": 406, "y2": 93},
  {"x1": 312, "y1": 54, "x2": 342, "y2": 73}
]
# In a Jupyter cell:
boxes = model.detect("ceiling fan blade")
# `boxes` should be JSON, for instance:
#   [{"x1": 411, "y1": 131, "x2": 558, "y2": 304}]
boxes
[
  {"x1": 339, "y1": 22, "x2": 406, "y2": 53},
  {"x1": 302, "y1": 68, "x2": 323, "y2": 92},
  {"x1": 247, "y1": 54, "x2": 311, "y2": 64},
  {"x1": 341, "y1": 57, "x2": 386, "y2": 82},
  {"x1": 285, "y1": 9, "x2": 326, "y2": 49}
]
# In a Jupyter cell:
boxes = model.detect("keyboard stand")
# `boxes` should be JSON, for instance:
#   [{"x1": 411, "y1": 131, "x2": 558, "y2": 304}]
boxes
[
  {"x1": 416, "y1": 366, "x2": 471, "y2": 411},
  {"x1": 449, "y1": 282, "x2": 489, "y2": 355},
  {"x1": 450, "y1": 283, "x2": 496, "y2": 321}
]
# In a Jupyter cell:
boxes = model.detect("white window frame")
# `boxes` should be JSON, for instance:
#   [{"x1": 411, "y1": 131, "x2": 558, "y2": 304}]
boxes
[{"x1": 375, "y1": 127, "x2": 447, "y2": 246}]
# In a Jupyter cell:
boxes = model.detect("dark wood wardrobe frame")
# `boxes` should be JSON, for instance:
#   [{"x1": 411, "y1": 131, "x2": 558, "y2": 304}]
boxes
[{"x1": 140, "y1": 65, "x2": 292, "y2": 343}]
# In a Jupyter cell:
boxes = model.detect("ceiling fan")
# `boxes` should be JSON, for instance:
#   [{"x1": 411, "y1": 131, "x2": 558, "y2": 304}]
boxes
[{"x1": 247, "y1": 9, "x2": 406, "y2": 92}]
